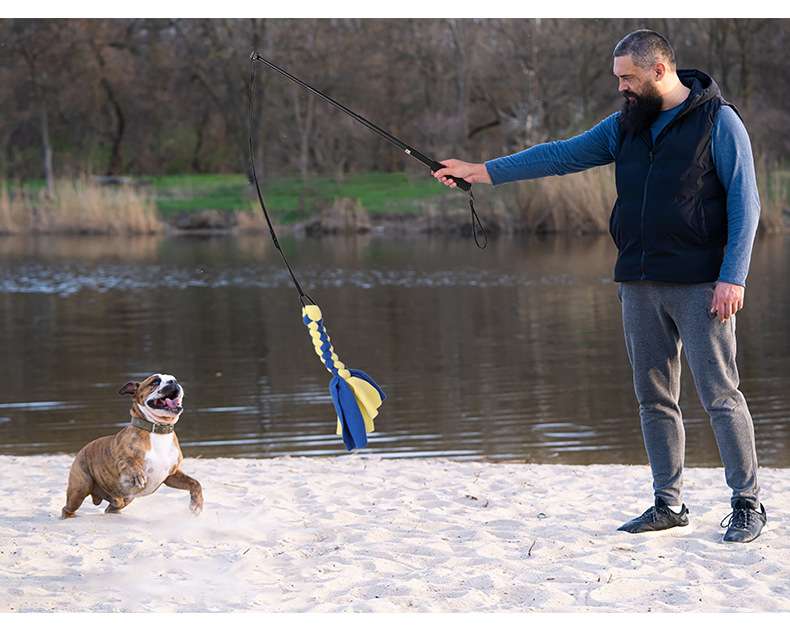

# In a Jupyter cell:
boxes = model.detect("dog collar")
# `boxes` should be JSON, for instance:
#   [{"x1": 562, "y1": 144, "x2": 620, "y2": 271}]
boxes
[{"x1": 131, "y1": 416, "x2": 174, "y2": 434}]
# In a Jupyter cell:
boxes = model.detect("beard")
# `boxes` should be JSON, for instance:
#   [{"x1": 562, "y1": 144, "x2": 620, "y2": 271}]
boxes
[{"x1": 618, "y1": 82, "x2": 663, "y2": 137}]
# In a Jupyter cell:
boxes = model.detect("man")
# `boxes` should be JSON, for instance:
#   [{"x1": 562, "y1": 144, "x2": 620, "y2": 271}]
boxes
[{"x1": 433, "y1": 29, "x2": 765, "y2": 543}]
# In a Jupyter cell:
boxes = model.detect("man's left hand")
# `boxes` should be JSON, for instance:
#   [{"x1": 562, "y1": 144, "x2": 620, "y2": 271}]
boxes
[{"x1": 711, "y1": 281, "x2": 745, "y2": 323}]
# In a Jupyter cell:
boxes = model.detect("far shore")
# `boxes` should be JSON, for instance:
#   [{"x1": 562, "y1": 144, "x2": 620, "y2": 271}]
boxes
[{"x1": 3, "y1": 170, "x2": 788, "y2": 237}]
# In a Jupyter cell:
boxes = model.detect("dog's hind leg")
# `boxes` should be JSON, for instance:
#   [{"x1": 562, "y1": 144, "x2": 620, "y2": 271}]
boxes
[{"x1": 61, "y1": 458, "x2": 93, "y2": 519}]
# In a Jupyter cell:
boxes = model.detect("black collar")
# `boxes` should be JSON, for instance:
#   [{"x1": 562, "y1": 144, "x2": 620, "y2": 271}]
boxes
[{"x1": 131, "y1": 416, "x2": 175, "y2": 434}]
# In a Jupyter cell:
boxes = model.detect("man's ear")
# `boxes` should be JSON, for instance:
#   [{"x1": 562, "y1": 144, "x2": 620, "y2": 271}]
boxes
[{"x1": 118, "y1": 381, "x2": 140, "y2": 396}]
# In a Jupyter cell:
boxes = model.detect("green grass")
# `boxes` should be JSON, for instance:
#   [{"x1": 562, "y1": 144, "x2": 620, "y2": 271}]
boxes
[
  {"x1": 147, "y1": 171, "x2": 448, "y2": 222},
  {"x1": 9, "y1": 171, "x2": 451, "y2": 224},
  {"x1": 145, "y1": 174, "x2": 251, "y2": 217}
]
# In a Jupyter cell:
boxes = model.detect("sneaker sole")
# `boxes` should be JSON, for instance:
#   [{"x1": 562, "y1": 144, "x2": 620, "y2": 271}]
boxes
[{"x1": 617, "y1": 522, "x2": 694, "y2": 537}]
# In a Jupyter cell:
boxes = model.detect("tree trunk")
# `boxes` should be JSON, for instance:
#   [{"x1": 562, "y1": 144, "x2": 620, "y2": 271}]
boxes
[
  {"x1": 710, "y1": 20, "x2": 732, "y2": 97},
  {"x1": 19, "y1": 42, "x2": 55, "y2": 197},
  {"x1": 731, "y1": 20, "x2": 768, "y2": 112},
  {"x1": 191, "y1": 111, "x2": 209, "y2": 173},
  {"x1": 448, "y1": 19, "x2": 469, "y2": 153},
  {"x1": 100, "y1": 77, "x2": 126, "y2": 175},
  {"x1": 249, "y1": 18, "x2": 267, "y2": 181},
  {"x1": 90, "y1": 37, "x2": 126, "y2": 176},
  {"x1": 293, "y1": 87, "x2": 315, "y2": 183},
  {"x1": 40, "y1": 104, "x2": 54, "y2": 198}
]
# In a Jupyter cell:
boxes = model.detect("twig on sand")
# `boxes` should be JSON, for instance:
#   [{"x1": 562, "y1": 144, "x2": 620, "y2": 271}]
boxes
[{"x1": 528, "y1": 539, "x2": 537, "y2": 557}]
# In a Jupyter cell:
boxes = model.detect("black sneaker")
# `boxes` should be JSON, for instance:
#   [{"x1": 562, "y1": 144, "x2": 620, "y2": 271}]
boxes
[
  {"x1": 617, "y1": 498, "x2": 690, "y2": 534},
  {"x1": 721, "y1": 500, "x2": 767, "y2": 543}
]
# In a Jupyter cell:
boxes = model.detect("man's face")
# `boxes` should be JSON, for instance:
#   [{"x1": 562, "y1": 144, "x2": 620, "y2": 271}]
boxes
[
  {"x1": 613, "y1": 55, "x2": 664, "y2": 135},
  {"x1": 613, "y1": 55, "x2": 656, "y2": 100}
]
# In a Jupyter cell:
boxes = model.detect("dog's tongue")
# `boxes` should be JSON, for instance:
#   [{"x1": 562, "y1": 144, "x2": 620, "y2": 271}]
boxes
[{"x1": 165, "y1": 398, "x2": 179, "y2": 409}]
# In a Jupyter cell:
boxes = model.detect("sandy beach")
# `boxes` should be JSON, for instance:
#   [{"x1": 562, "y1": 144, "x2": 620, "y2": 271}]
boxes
[{"x1": 0, "y1": 454, "x2": 788, "y2": 612}]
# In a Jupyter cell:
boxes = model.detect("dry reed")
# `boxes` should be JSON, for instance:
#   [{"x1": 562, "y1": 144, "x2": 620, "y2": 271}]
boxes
[
  {"x1": 511, "y1": 161, "x2": 787, "y2": 235},
  {"x1": 0, "y1": 177, "x2": 163, "y2": 235},
  {"x1": 235, "y1": 209, "x2": 269, "y2": 232},
  {"x1": 0, "y1": 183, "x2": 31, "y2": 234},
  {"x1": 512, "y1": 165, "x2": 617, "y2": 234},
  {"x1": 756, "y1": 158, "x2": 788, "y2": 233}
]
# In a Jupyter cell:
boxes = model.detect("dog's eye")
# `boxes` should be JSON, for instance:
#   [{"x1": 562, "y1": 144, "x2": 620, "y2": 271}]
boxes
[{"x1": 150, "y1": 377, "x2": 161, "y2": 388}]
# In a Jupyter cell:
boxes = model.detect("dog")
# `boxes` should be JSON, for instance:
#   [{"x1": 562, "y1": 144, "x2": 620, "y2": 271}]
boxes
[{"x1": 61, "y1": 373, "x2": 203, "y2": 519}]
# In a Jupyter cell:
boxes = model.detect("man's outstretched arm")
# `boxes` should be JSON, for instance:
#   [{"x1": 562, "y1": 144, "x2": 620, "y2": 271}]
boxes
[{"x1": 433, "y1": 112, "x2": 620, "y2": 188}]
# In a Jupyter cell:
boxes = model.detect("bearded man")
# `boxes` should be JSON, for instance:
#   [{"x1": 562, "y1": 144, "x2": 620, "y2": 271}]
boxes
[{"x1": 433, "y1": 29, "x2": 765, "y2": 543}]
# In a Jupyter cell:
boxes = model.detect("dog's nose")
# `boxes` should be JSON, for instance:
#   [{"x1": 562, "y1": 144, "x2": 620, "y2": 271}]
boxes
[{"x1": 160, "y1": 382, "x2": 180, "y2": 397}]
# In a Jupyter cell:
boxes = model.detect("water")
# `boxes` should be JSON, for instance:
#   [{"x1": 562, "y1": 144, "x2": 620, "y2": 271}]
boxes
[{"x1": 1, "y1": 232, "x2": 788, "y2": 465}]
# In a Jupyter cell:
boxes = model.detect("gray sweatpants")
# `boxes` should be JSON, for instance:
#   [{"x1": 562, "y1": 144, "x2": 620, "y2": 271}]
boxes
[{"x1": 618, "y1": 281, "x2": 760, "y2": 509}]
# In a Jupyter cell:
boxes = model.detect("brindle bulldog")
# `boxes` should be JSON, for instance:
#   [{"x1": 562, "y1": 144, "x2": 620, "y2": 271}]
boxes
[{"x1": 61, "y1": 373, "x2": 203, "y2": 519}]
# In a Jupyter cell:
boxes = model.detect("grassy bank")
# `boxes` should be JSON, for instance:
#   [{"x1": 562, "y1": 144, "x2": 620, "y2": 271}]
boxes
[
  {"x1": 150, "y1": 171, "x2": 448, "y2": 223},
  {"x1": 2, "y1": 168, "x2": 787, "y2": 235}
]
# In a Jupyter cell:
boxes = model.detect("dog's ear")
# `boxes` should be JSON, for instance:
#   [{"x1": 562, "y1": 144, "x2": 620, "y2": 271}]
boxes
[{"x1": 118, "y1": 381, "x2": 140, "y2": 396}]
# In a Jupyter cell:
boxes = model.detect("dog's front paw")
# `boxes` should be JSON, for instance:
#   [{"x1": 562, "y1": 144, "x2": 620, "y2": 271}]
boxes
[
  {"x1": 190, "y1": 496, "x2": 203, "y2": 516},
  {"x1": 130, "y1": 472, "x2": 147, "y2": 489}
]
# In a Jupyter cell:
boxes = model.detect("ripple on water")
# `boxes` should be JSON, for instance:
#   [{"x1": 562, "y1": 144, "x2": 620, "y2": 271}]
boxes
[{"x1": 0, "y1": 264, "x2": 588, "y2": 295}]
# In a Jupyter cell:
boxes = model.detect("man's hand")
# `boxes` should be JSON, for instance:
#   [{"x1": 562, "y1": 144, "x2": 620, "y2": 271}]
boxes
[
  {"x1": 711, "y1": 281, "x2": 745, "y2": 323},
  {"x1": 432, "y1": 159, "x2": 492, "y2": 188}
]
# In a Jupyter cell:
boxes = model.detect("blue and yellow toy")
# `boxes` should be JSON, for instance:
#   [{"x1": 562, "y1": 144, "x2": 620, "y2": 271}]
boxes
[{"x1": 302, "y1": 304, "x2": 386, "y2": 450}]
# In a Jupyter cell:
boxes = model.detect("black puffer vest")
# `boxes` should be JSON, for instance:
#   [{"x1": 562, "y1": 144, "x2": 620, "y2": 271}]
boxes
[{"x1": 610, "y1": 69, "x2": 737, "y2": 283}]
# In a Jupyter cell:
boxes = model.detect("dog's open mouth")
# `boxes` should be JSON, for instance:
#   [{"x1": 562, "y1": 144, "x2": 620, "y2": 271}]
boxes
[{"x1": 147, "y1": 395, "x2": 183, "y2": 414}]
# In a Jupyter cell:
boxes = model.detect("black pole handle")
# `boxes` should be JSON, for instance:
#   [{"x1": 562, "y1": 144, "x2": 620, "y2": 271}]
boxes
[
  {"x1": 444, "y1": 173, "x2": 472, "y2": 192},
  {"x1": 425, "y1": 160, "x2": 471, "y2": 192}
]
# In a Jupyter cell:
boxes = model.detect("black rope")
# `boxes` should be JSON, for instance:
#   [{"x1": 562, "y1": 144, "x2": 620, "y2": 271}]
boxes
[
  {"x1": 248, "y1": 59, "x2": 315, "y2": 310},
  {"x1": 469, "y1": 189, "x2": 487, "y2": 249}
]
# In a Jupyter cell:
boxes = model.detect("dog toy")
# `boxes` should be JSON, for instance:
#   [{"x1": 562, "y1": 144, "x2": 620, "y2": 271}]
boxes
[{"x1": 302, "y1": 305, "x2": 385, "y2": 450}]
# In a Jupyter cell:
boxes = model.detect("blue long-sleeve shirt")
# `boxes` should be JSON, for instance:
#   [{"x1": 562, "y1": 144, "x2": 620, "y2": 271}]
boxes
[{"x1": 484, "y1": 105, "x2": 761, "y2": 286}]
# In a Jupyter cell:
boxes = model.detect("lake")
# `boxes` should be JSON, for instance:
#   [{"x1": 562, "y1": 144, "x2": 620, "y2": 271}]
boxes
[{"x1": 1, "y1": 232, "x2": 788, "y2": 465}]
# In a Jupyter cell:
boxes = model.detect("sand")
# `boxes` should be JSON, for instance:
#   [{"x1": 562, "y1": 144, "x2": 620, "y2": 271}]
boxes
[{"x1": 0, "y1": 454, "x2": 788, "y2": 612}]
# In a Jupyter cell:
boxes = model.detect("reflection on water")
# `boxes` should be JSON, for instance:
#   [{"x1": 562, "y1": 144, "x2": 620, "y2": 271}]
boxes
[{"x1": 1, "y1": 233, "x2": 788, "y2": 465}]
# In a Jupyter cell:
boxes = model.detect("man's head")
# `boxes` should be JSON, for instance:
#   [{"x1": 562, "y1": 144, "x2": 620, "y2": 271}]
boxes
[{"x1": 613, "y1": 29, "x2": 677, "y2": 135}]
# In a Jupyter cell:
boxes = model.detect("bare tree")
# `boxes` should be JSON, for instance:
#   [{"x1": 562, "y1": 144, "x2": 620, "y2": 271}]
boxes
[
  {"x1": 0, "y1": 18, "x2": 787, "y2": 181},
  {"x1": 731, "y1": 19, "x2": 770, "y2": 111},
  {"x1": 7, "y1": 20, "x2": 56, "y2": 195}
]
